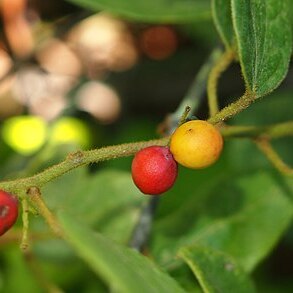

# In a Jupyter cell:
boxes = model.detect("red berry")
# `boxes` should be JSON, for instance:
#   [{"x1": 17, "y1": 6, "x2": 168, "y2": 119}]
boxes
[
  {"x1": 131, "y1": 146, "x2": 178, "y2": 195},
  {"x1": 0, "y1": 190, "x2": 18, "y2": 236}
]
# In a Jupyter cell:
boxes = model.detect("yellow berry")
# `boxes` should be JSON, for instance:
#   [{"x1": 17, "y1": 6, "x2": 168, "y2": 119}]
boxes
[{"x1": 170, "y1": 120, "x2": 223, "y2": 169}]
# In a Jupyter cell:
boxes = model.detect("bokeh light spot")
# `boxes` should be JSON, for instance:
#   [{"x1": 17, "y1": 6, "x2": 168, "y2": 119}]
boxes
[
  {"x1": 140, "y1": 26, "x2": 178, "y2": 60},
  {"x1": 76, "y1": 81, "x2": 121, "y2": 124},
  {"x1": 2, "y1": 115, "x2": 47, "y2": 155},
  {"x1": 49, "y1": 117, "x2": 91, "y2": 148}
]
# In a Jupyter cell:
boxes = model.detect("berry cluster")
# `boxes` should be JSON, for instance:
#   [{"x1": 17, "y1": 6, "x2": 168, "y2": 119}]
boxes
[
  {"x1": 131, "y1": 120, "x2": 223, "y2": 195},
  {"x1": 0, "y1": 120, "x2": 223, "y2": 236}
]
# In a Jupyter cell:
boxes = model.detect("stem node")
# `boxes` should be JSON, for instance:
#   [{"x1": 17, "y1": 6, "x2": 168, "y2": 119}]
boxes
[{"x1": 67, "y1": 150, "x2": 84, "y2": 164}]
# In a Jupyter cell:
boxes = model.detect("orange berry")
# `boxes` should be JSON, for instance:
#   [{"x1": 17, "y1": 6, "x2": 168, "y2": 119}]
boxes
[{"x1": 170, "y1": 120, "x2": 223, "y2": 169}]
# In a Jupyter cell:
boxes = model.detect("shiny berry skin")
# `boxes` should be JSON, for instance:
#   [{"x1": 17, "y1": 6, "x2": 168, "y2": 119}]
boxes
[
  {"x1": 131, "y1": 146, "x2": 178, "y2": 195},
  {"x1": 0, "y1": 190, "x2": 18, "y2": 236},
  {"x1": 170, "y1": 120, "x2": 223, "y2": 169}
]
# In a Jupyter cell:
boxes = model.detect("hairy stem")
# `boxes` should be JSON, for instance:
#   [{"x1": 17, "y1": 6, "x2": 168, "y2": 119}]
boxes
[
  {"x1": 0, "y1": 137, "x2": 169, "y2": 194},
  {"x1": 0, "y1": 120, "x2": 292, "y2": 197},
  {"x1": 179, "y1": 106, "x2": 191, "y2": 126},
  {"x1": 208, "y1": 91, "x2": 256, "y2": 124},
  {"x1": 208, "y1": 49, "x2": 235, "y2": 116},
  {"x1": 222, "y1": 121, "x2": 293, "y2": 139},
  {"x1": 0, "y1": 230, "x2": 49, "y2": 245},
  {"x1": 164, "y1": 47, "x2": 223, "y2": 133},
  {"x1": 255, "y1": 139, "x2": 293, "y2": 176},
  {"x1": 27, "y1": 187, "x2": 63, "y2": 237},
  {"x1": 20, "y1": 198, "x2": 30, "y2": 251}
]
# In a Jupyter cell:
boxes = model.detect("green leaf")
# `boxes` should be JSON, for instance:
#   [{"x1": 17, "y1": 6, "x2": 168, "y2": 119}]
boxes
[
  {"x1": 0, "y1": 271, "x2": 3, "y2": 291},
  {"x1": 58, "y1": 211, "x2": 185, "y2": 293},
  {"x1": 211, "y1": 0, "x2": 235, "y2": 49},
  {"x1": 178, "y1": 245, "x2": 256, "y2": 293},
  {"x1": 156, "y1": 154, "x2": 228, "y2": 221},
  {"x1": 231, "y1": 0, "x2": 292, "y2": 97},
  {"x1": 2, "y1": 248, "x2": 41, "y2": 292},
  {"x1": 152, "y1": 171, "x2": 293, "y2": 272},
  {"x1": 65, "y1": 0, "x2": 211, "y2": 23},
  {"x1": 43, "y1": 169, "x2": 147, "y2": 243}
]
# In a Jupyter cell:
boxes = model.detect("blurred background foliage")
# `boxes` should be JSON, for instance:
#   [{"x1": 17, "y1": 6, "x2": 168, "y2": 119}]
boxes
[{"x1": 0, "y1": 0, "x2": 292, "y2": 292}]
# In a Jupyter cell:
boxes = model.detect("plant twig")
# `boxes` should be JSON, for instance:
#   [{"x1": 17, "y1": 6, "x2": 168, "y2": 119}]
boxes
[
  {"x1": 129, "y1": 196, "x2": 159, "y2": 250},
  {"x1": 178, "y1": 106, "x2": 191, "y2": 126},
  {"x1": 1, "y1": 119, "x2": 292, "y2": 196},
  {"x1": 27, "y1": 187, "x2": 63, "y2": 237},
  {"x1": 20, "y1": 198, "x2": 30, "y2": 251},
  {"x1": 255, "y1": 139, "x2": 293, "y2": 176},
  {"x1": 0, "y1": 230, "x2": 49, "y2": 245},
  {"x1": 208, "y1": 91, "x2": 256, "y2": 124},
  {"x1": 207, "y1": 49, "x2": 235, "y2": 116},
  {"x1": 0, "y1": 137, "x2": 169, "y2": 194},
  {"x1": 160, "y1": 47, "x2": 223, "y2": 134},
  {"x1": 222, "y1": 121, "x2": 293, "y2": 139}
]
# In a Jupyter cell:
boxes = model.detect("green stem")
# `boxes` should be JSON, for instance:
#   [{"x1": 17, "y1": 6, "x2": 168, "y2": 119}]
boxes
[
  {"x1": 1, "y1": 120, "x2": 293, "y2": 196},
  {"x1": 207, "y1": 49, "x2": 235, "y2": 116},
  {"x1": 27, "y1": 187, "x2": 63, "y2": 238},
  {"x1": 20, "y1": 198, "x2": 30, "y2": 251},
  {"x1": 178, "y1": 106, "x2": 191, "y2": 126},
  {"x1": 167, "y1": 47, "x2": 223, "y2": 128},
  {"x1": 208, "y1": 91, "x2": 256, "y2": 124},
  {"x1": 222, "y1": 121, "x2": 293, "y2": 139},
  {"x1": 255, "y1": 139, "x2": 293, "y2": 176},
  {"x1": 0, "y1": 230, "x2": 49, "y2": 245},
  {"x1": 0, "y1": 137, "x2": 169, "y2": 194}
]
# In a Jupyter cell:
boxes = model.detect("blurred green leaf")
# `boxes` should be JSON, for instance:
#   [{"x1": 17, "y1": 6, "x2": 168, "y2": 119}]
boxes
[
  {"x1": 152, "y1": 171, "x2": 293, "y2": 272},
  {"x1": 43, "y1": 169, "x2": 147, "y2": 244},
  {"x1": 212, "y1": 0, "x2": 234, "y2": 49},
  {"x1": 154, "y1": 167, "x2": 227, "y2": 238},
  {"x1": 58, "y1": 211, "x2": 185, "y2": 293},
  {"x1": 33, "y1": 238, "x2": 76, "y2": 262},
  {"x1": 156, "y1": 154, "x2": 228, "y2": 221},
  {"x1": 65, "y1": 0, "x2": 211, "y2": 23},
  {"x1": 169, "y1": 265, "x2": 202, "y2": 292},
  {"x1": 0, "y1": 271, "x2": 3, "y2": 291},
  {"x1": 179, "y1": 245, "x2": 256, "y2": 293},
  {"x1": 231, "y1": 0, "x2": 292, "y2": 97},
  {"x1": 2, "y1": 248, "x2": 41, "y2": 293},
  {"x1": 39, "y1": 256, "x2": 108, "y2": 292}
]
